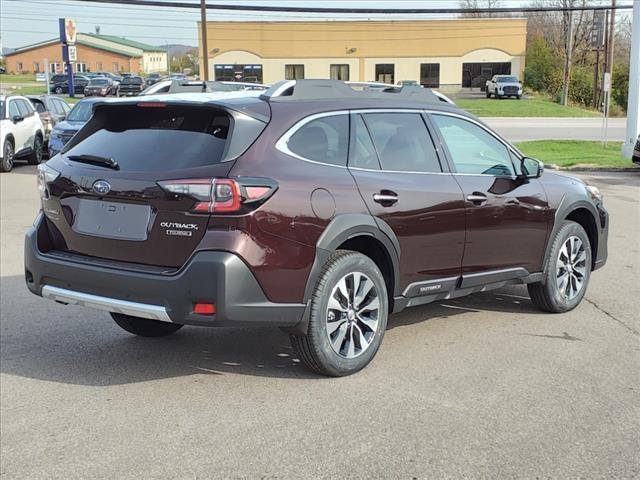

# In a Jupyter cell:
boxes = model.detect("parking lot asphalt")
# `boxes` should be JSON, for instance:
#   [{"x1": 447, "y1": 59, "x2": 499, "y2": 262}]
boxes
[{"x1": 1, "y1": 165, "x2": 639, "y2": 479}]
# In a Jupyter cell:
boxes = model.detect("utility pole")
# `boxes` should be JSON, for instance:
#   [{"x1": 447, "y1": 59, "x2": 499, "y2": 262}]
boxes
[
  {"x1": 561, "y1": 7, "x2": 573, "y2": 107},
  {"x1": 621, "y1": 0, "x2": 639, "y2": 158},
  {"x1": 200, "y1": 0, "x2": 209, "y2": 81},
  {"x1": 601, "y1": 0, "x2": 616, "y2": 146}
]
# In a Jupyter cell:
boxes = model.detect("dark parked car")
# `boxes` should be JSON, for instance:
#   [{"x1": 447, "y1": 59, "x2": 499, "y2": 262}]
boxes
[
  {"x1": 26, "y1": 95, "x2": 71, "y2": 143},
  {"x1": 145, "y1": 73, "x2": 162, "y2": 86},
  {"x1": 47, "y1": 97, "x2": 102, "y2": 157},
  {"x1": 93, "y1": 71, "x2": 123, "y2": 83},
  {"x1": 118, "y1": 75, "x2": 145, "y2": 96},
  {"x1": 633, "y1": 135, "x2": 640, "y2": 165},
  {"x1": 25, "y1": 80, "x2": 608, "y2": 376},
  {"x1": 84, "y1": 78, "x2": 119, "y2": 97},
  {"x1": 51, "y1": 75, "x2": 90, "y2": 95}
]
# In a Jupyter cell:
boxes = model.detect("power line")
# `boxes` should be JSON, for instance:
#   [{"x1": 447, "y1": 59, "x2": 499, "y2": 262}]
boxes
[{"x1": 56, "y1": 0, "x2": 635, "y2": 14}]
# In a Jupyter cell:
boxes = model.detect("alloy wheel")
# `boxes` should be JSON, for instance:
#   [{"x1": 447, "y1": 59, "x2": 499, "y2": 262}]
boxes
[
  {"x1": 4, "y1": 142, "x2": 14, "y2": 170},
  {"x1": 326, "y1": 272, "x2": 380, "y2": 358},
  {"x1": 556, "y1": 235, "x2": 587, "y2": 300},
  {"x1": 34, "y1": 138, "x2": 43, "y2": 163}
]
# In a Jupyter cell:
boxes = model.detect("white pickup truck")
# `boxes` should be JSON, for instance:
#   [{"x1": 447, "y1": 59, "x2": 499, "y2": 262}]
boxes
[{"x1": 485, "y1": 75, "x2": 523, "y2": 99}]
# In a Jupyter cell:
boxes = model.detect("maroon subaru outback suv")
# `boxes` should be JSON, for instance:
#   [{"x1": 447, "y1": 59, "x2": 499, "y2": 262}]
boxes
[{"x1": 25, "y1": 80, "x2": 608, "y2": 376}]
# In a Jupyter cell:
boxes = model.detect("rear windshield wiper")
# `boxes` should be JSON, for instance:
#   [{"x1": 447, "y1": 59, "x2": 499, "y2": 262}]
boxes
[{"x1": 67, "y1": 154, "x2": 119, "y2": 170}]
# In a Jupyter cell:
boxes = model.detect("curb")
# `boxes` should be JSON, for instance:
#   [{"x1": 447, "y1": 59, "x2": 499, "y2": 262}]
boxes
[{"x1": 549, "y1": 166, "x2": 639, "y2": 173}]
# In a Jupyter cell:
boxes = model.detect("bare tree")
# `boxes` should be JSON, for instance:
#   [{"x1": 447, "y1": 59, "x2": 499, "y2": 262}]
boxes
[
  {"x1": 527, "y1": 0, "x2": 598, "y2": 66},
  {"x1": 459, "y1": 0, "x2": 503, "y2": 18}
]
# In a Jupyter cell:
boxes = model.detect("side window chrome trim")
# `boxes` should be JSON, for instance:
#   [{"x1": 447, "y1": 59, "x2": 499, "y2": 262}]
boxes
[{"x1": 275, "y1": 110, "x2": 350, "y2": 168}]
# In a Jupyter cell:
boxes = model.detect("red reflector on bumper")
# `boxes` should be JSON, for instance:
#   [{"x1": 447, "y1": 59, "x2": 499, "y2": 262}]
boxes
[{"x1": 194, "y1": 303, "x2": 216, "y2": 315}]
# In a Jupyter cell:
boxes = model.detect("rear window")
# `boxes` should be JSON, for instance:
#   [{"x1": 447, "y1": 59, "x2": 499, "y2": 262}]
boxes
[
  {"x1": 90, "y1": 79, "x2": 109, "y2": 85},
  {"x1": 64, "y1": 105, "x2": 231, "y2": 171},
  {"x1": 123, "y1": 77, "x2": 143, "y2": 85}
]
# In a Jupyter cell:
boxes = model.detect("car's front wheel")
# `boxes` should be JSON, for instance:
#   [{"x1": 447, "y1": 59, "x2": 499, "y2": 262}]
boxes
[
  {"x1": 290, "y1": 250, "x2": 389, "y2": 377},
  {"x1": 111, "y1": 313, "x2": 184, "y2": 337},
  {"x1": 528, "y1": 221, "x2": 592, "y2": 313},
  {"x1": 486, "y1": 90, "x2": 491, "y2": 98},
  {"x1": 1, "y1": 139, "x2": 15, "y2": 172},
  {"x1": 54, "y1": 86, "x2": 63, "y2": 94}
]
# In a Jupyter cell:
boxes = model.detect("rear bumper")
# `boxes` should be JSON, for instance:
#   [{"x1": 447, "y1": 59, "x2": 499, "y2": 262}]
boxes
[{"x1": 24, "y1": 214, "x2": 306, "y2": 327}]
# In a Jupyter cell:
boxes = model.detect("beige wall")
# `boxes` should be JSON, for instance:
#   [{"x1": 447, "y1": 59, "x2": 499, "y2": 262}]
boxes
[{"x1": 200, "y1": 19, "x2": 527, "y2": 88}]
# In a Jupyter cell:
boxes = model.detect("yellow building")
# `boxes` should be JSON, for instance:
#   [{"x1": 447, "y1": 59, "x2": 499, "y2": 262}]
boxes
[{"x1": 198, "y1": 18, "x2": 527, "y2": 91}]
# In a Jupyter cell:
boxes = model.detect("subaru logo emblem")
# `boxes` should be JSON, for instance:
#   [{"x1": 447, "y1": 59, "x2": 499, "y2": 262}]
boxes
[{"x1": 92, "y1": 180, "x2": 111, "y2": 195}]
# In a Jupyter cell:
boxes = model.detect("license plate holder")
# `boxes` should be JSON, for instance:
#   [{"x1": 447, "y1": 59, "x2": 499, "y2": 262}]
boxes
[{"x1": 73, "y1": 199, "x2": 151, "y2": 241}]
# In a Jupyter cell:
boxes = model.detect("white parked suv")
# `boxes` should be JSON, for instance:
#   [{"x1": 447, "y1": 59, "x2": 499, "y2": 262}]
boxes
[{"x1": 1, "y1": 95, "x2": 45, "y2": 172}]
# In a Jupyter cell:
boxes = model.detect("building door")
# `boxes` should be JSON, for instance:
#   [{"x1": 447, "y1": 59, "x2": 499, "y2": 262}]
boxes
[{"x1": 462, "y1": 62, "x2": 511, "y2": 88}]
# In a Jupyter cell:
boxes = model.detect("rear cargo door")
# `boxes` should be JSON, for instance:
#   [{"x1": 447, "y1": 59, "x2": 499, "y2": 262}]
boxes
[{"x1": 42, "y1": 102, "x2": 265, "y2": 268}]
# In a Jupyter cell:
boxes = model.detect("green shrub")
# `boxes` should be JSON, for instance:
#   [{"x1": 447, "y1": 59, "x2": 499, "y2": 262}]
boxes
[
  {"x1": 611, "y1": 62, "x2": 629, "y2": 111},
  {"x1": 569, "y1": 66, "x2": 594, "y2": 107}
]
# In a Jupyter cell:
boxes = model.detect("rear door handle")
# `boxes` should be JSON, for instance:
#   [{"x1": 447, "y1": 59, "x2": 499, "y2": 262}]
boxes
[
  {"x1": 373, "y1": 193, "x2": 399, "y2": 205},
  {"x1": 467, "y1": 193, "x2": 487, "y2": 204}
]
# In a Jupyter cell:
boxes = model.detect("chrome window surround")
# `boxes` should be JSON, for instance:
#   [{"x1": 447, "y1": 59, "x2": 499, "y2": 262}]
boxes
[{"x1": 274, "y1": 108, "x2": 524, "y2": 177}]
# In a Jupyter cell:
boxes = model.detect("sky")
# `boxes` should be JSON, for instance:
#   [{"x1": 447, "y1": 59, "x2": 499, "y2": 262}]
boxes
[{"x1": 0, "y1": 0, "x2": 634, "y2": 49}]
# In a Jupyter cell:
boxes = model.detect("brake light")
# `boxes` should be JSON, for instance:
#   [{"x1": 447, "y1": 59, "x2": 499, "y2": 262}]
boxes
[
  {"x1": 137, "y1": 102, "x2": 166, "y2": 108},
  {"x1": 193, "y1": 303, "x2": 216, "y2": 315},
  {"x1": 158, "y1": 177, "x2": 276, "y2": 214}
]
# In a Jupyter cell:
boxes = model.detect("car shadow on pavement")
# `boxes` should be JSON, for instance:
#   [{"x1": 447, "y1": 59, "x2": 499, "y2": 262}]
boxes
[{"x1": 1, "y1": 275, "x2": 536, "y2": 385}]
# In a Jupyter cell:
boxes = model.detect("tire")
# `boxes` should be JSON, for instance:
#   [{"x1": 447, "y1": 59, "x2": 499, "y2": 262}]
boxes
[
  {"x1": 1, "y1": 139, "x2": 15, "y2": 172},
  {"x1": 516, "y1": 94, "x2": 522, "y2": 100},
  {"x1": 290, "y1": 250, "x2": 389, "y2": 377},
  {"x1": 27, "y1": 135, "x2": 43, "y2": 165},
  {"x1": 486, "y1": 90, "x2": 491, "y2": 98},
  {"x1": 54, "y1": 86, "x2": 63, "y2": 94},
  {"x1": 111, "y1": 313, "x2": 184, "y2": 337},
  {"x1": 528, "y1": 221, "x2": 592, "y2": 313}
]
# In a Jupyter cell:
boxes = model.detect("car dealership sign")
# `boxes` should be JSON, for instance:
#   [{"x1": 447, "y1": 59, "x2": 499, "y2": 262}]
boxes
[
  {"x1": 59, "y1": 18, "x2": 77, "y2": 97},
  {"x1": 59, "y1": 18, "x2": 77, "y2": 45}
]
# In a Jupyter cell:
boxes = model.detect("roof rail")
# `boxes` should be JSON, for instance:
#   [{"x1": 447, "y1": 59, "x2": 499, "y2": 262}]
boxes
[
  {"x1": 260, "y1": 79, "x2": 454, "y2": 105},
  {"x1": 166, "y1": 80, "x2": 269, "y2": 94}
]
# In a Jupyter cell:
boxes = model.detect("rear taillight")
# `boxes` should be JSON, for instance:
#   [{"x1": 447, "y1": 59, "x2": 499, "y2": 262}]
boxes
[
  {"x1": 158, "y1": 177, "x2": 277, "y2": 214},
  {"x1": 37, "y1": 163, "x2": 60, "y2": 200}
]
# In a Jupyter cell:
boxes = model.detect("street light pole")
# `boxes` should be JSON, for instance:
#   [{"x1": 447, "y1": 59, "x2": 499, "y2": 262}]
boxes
[
  {"x1": 200, "y1": 0, "x2": 209, "y2": 81},
  {"x1": 622, "y1": 0, "x2": 639, "y2": 158}
]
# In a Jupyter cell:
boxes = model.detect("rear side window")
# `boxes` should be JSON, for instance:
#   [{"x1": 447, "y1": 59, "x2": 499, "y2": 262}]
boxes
[
  {"x1": 362, "y1": 113, "x2": 441, "y2": 173},
  {"x1": 64, "y1": 105, "x2": 232, "y2": 171},
  {"x1": 286, "y1": 114, "x2": 348, "y2": 166}
]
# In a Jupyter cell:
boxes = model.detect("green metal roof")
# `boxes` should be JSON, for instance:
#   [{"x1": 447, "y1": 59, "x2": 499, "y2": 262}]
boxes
[
  {"x1": 6, "y1": 33, "x2": 164, "y2": 57},
  {"x1": 83, "y1": 34, "x2": 165, "y2": 52}
]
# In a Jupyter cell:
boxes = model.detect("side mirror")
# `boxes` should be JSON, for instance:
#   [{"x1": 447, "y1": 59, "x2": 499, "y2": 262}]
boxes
[
  {"x1": 521, "y1": 156, "x2": 544, "y2": 178},
  {"x1": 12, "y1": 115, "x2": 24, "y2": 123}
]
